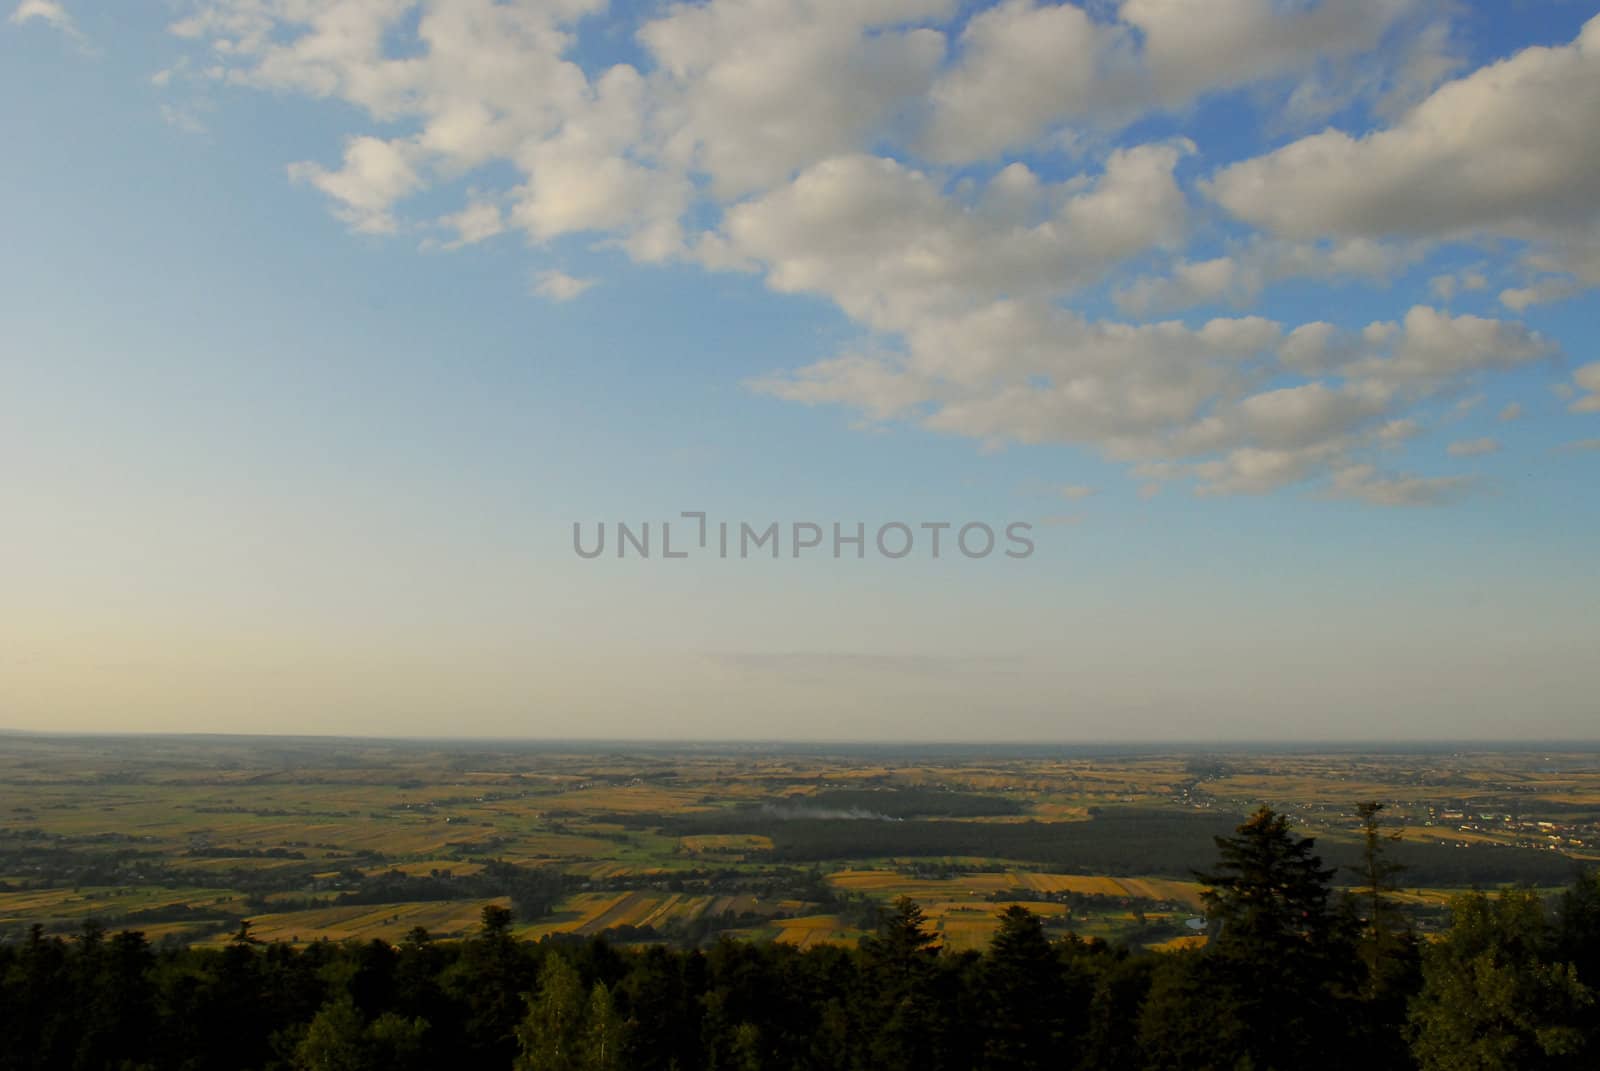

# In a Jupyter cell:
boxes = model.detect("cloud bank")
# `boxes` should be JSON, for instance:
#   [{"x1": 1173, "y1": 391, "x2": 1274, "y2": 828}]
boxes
[{"x1": 149, "y1": 1, "x2": 1600, "y2": 503}]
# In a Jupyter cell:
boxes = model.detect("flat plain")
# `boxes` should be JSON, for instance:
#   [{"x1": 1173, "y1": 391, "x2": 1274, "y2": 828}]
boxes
[{"x1": 2, "y1": 735, "x2": 1595, "y2": 951}]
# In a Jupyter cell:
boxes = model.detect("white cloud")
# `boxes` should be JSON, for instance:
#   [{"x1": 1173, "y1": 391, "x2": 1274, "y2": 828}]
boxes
[
  {"x1": 1447, "y1": 437, "x2": 1498, "y2": 457},
  {"x1": 1571, "y1": 362, "x2": 1600, "y2": 414},
  {"x1": 711, "y1": 142, "x2": 1188, "y2": 329},
  {"x1": 920, "y1": 0, "x2": 1126, "y2": 162},
  {"x1": 1326, "y1": 464, "x2": 1472, "y2": 507},
  {"x1": 10, "y1": 0, "x2": 88, "y2": 48},
  {"x1": 756, "y1": 302, "x2": 1554, "y2": 500},
  {"x1": 641, "y1": 0, "x2": 951, "y2": 196},
  {"x1": 1057, "y1": 484, "x2": 1096, "y2": 500},
  {"x1": 1374, "y1": 16, "x2": 1467, "y2": 117},
  {"x1": 1122, "y1": 0, "x2": 1417, "y2": 108},
  {"x1": 1500, "y1": 277, "x2": 1584, "y2": 311},
  {"x1": 431, "y1": 198, "x2": 504, "y2": 250},
  {"x1": 1353, "y1": 306, "x2": 1553, "y2": 384},
  {"x1": 532, "y1": 270, "x2": 597, "y2": 303},
  {"x1": 1430, "y1": 268, "x2": 1487, "y2": 301},
  {"x1": 288, "y1": 136, "x2": 424, "y2": 235},
  {"x1": 1116, "y1": 236, "x2": 1417, "y2": 315},
  {"x1": 1208, "y1": 15, "x2": 1600, "y2": 242},
  {"x1": 1376, "y1": 418, "x2": 1420, "y2": 444},
  {"x1": 918, "y1": 0, "x2": 1424, "y2": 165},
  {"x1": 1499, "y1": 402, "x2": 1522, "y2": 423},
  {"x1": 10, "y1": 0, "x2": 71, "y2": 32},
  {"x1": 1280, "y1": 321, "x2": 1361, "y2": 374},
  {"x1": 158, "y1": 2, "x2": 1592, "y2": 508}
]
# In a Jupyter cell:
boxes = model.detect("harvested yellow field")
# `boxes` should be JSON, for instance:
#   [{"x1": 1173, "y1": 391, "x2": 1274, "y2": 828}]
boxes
[
  {"x1": 1028, "y1": 803, "x2": 1092, "y2": 821},
  {"x1": 828, "y1": 871, "x2": 1014, "y2": 898},
  {"x1": 680, "y1": 833, "x2": 774, "y2": 854},
  {"x1": 547, "y1": 785, "x2": 715, "y2": 815},
  {"x1": 1119, "y1": 878, "x2": 1206, "y2": 909},
  {"x1": 578, "y1": 891, "x2": 656, "y2": 934},
  {"x1": 236, "y1": 898, "x2": 510, "y2": 944},
  {"x1": 1009, "y1": 873, "x2": 1125, "y2": 896},
  {"x1": 0, "y1": 886, "x2": 241, "y2": 925},
  {"x1": 704, "y1": 894, "x2": 765, "y2": 916},
  {"x1": 825, "y1": 870, "x2": 1207, "y2": 913},
  {"x1": 828, "y1": 870, "x2": 906, "y2": 891},
  {"x1": 773, "y1": 915, "x2": 855, "y2": 949},
  {"x1": 1397, "y1": 825, "x2": 1511, "y2": 847},
  {"x1": 567, "y1": 892, "x2": 737, "y2": 935},
  {"x1": 1149, "y1": 935, "x2": 1207, "y2": 952},
  {"x1": 565, "y1": 862, "x2": 646, "y2": 879},
  {"x1": 932, "y1": 915, "x2": 1001, "y2": 952}
]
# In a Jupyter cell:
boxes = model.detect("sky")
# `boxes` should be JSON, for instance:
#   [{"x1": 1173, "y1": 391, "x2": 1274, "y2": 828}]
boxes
[{"x1": 2, "y1": 0, "x2": 1598, "y2": 742}]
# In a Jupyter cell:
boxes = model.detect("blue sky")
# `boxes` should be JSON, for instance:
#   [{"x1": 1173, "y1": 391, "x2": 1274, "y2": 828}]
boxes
[{"x1": 2, "y1": 1, "x2": 1597, "y2": 740}]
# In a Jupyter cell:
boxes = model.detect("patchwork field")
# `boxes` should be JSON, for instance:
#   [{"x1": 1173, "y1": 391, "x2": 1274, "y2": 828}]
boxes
[{"x1": 3, "y1": 735, "x2": 1595, "y2": 951}]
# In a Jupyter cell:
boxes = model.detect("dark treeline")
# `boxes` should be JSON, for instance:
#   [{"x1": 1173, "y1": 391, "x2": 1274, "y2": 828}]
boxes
[
  {"x1": 3, "y1": 805, "x2": 1598, "y2": 1071},
  {"x1": 641, "y1": 806, "x2": 1580, "y2": 885}
]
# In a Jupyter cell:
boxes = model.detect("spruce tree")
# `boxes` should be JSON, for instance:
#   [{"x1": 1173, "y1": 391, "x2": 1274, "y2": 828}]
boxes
[{"x1": 1188, "y1": 806, "x2": 1353, "y2": 1070}]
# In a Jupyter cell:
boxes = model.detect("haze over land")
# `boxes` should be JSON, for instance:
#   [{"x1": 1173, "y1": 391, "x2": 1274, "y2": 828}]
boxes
[{"x1": 3, "y1": 2, "x2": 1598, "y2": 740}]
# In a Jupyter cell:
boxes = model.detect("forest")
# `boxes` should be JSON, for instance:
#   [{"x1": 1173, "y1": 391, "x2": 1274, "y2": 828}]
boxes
[
  {"x1": 2, "y1": 805, "x2": 1596, "y2": 1071},
  {"x1": 645, "y1": 804, "x2": 1581, "y2": 885}
]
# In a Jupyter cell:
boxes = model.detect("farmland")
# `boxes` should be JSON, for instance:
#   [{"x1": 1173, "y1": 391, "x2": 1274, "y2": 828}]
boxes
[{"x1": 1, "y1": 734, "x2": 1596, "y2": 952}]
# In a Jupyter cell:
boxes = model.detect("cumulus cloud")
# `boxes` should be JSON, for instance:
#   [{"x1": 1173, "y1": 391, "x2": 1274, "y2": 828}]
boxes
[
  {"x1": 156, "y1": 2, "x2": 1595, "y2": 507},
  {"x1": 429, "y1": 198, "x2": 505, "y2": 251},
  {"x1": 920, "y1": 0, "x2": 1127, "y2": 162},
  {"x1": 918, "y1": 0, "x2": 1426, "y2": 165},
  {"x1": 10, "y1": 0, "x2": 71, "y2": 32},
  {"x1": 1122, "y1": 0, "x2": 1417, "y2": 108},
  {"x1": 10, "y1": 0, "x2": 88, "y2": 47},
  {"x1": 1326, "y1": 465, "x2": 1472, "y2": 507},
  {"x1": 642, "y1": 0, "x2": 951, "y2": 196},
  {"x1": 1571, "y1": 362, "x2": 1600, "y2": 414},
  {"x1": 710, "y1": 143, "x2": 1188, "y2": 330},
  {"x1": 1208, "y1": 14, "x2": 1600, "y2": 240},
  {"x1": 1501, "y1": 277, "x2": 1585, "y2": 311},
  {"x1": 1429, "y1": 269, "x2": 1487, "y2": 301},
  {"x1": 1351, "y1": 307, "x2": 1553, "y2": 384},
  {"x1": 532, "y1": 270, "x2": 597, "y2": 302},
  {"x1": 1116, "y1": 236, "x2": 1418, "y2": 315},
  {"x1": 287, "y1": 136, "x2": 423, "y2": 235},
  {"x1": 755, "y1": 302, "x2": 1555, "y2": 500}
]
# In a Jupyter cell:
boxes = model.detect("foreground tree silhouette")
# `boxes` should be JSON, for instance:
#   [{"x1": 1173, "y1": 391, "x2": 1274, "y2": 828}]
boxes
[
  {"x1": 1350, "y1": 801, "x2": 1423, "y2": 1069},
  {"x1": 859, "y1": 896, "x2": 945, "y2": 1071},
  {"x1": 1141, "y1": 805, "x2": 1355, "y2": 1070},
  {"x1": 979, "y1": 905, "x2": 1075, "y2": 1070},
  {"x1": 1554, "y1": 867, "x2": 1600, "y2": 992},
  {"x1": 9, "y1": 824, "x2": 1600, "y2": 1071},
  {"x1": 1354, "y1": 802, "x2": 1410, "y2": 971},
  {"x1": 451, "y1": 903, "x2": 531, "y2": 1066}
]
